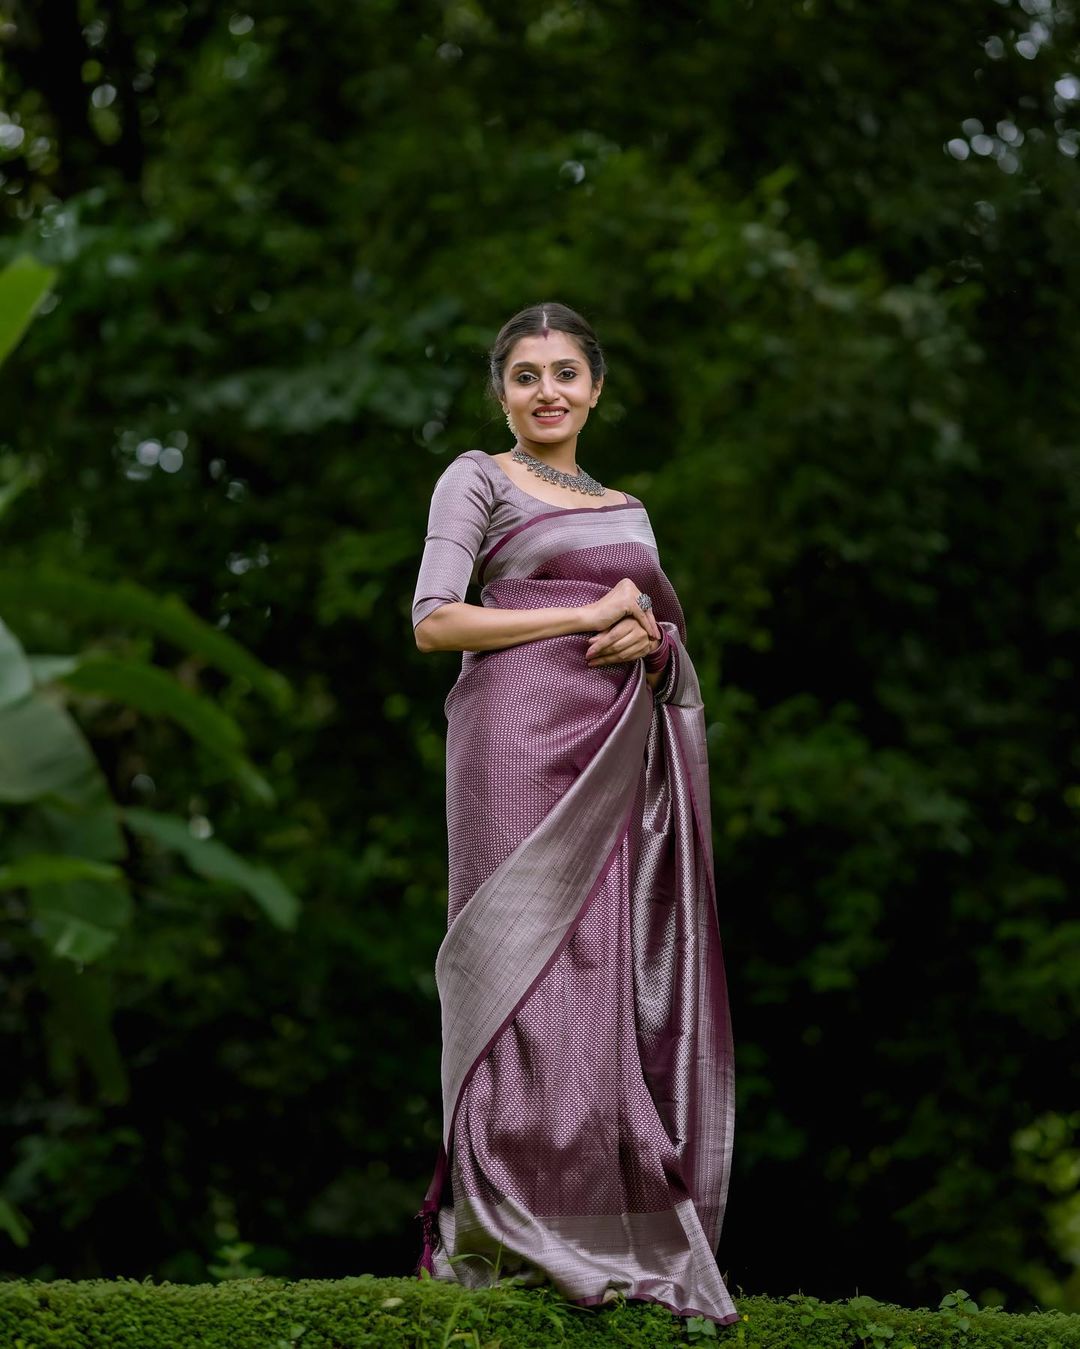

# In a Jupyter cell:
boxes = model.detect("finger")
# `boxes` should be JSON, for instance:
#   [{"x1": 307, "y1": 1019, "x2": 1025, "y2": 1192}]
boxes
[
  {"x1": 600, "y1": 616, "x2": 633, "y2": 635},
  {"x1": 588, "y1": 618, "x2": 633, "y2": 654},
  {"x1": 631, "y1": 625, "x2": 658, "y2": 656},
  {"x1": 625, "y1": 585, "x2": 659, "y2": 634},
  {"x1": 587, "y1": 644, "x2": 621, "y2": 665},
  {"x1": 590, "y1": 633, "x2": 640, "y2": 664},
  {"x1": 634, "y1": 610, "x2": 660, "y2": 642}
]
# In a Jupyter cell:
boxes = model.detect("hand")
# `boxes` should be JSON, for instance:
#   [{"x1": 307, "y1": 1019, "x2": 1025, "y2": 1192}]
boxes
[
  {"x1": 581, "y1": 577, "x2": 662, "y2": 647},
  {"x1": 585, "y1": 616, "x2": 663, "y2": 668}
]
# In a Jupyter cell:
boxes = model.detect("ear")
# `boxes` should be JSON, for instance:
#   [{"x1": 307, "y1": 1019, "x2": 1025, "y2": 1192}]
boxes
[{"x1": 591, "y1": 375, "x2": 604, "y2": 405}]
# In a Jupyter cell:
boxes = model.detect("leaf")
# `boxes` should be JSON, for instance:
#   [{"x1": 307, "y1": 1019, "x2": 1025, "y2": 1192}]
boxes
[
  {"x1": 685, "y1": 1314, "x2": 718, "y2": 1340},
  {"x1": 59, "y1": 655, "x2": 245, "y2": 748},
  {"x1": 0, "y1": 1196, "x2": 32, "y2": 1247},
  {"x1": 26, "y1": 653, "x2": 81, "y2": 685},
  {"x1": 0, "y1": 459, "x2": 40, "y2": 523},
  {"x1": 53, "y1": 653, "x2": 274, "y2": 801},
  {"x1": 0, "y1": 854, "x2": 124, "y2": 889},
  {"x1": 121, "y1": 807, "x2": 301, "y2": 930},
  {"x1": 34, "y1": 942, "x2": 129, "y2": 1100},
  {"x1": 0, "y1": 617, "x2": 34, "y2": 710},
  {"x1": 0, "y1": 568, "x2": 293, "y2": 712},
  {"x1": 35, "y1": 797, "x2": 127, "y2": 865},
  {"x1": 0, "y1": 254, "x2": 58, "y2": 367},
  {"x1": 0, "y1": 691, "x2": 125, "y2": 871},
  {"x1": 32, "y1": 877, "x2": 134, "y2": 962},
  {"x1": 214, "y1": 753, "x2": 276, "y2": 807}
]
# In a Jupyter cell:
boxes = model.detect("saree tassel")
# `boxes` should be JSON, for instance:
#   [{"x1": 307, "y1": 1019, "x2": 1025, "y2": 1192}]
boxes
[
  {"x1": 413, "y1": 1143, "x2": 449, "y2": 1278},
  {"x1": 414, "y1": 1203, "x2": 440, "y2": 1276}
]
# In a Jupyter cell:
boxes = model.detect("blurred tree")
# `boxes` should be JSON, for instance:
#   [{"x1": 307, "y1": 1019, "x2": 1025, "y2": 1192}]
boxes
[{"x1": 0, "y1": 252, "x2": 300, "y2": 1253}]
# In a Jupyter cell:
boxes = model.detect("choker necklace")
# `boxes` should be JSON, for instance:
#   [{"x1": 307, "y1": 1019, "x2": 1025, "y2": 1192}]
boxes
[{"x1": 511, "y1": 446, "x2": 606, "y2": 496}]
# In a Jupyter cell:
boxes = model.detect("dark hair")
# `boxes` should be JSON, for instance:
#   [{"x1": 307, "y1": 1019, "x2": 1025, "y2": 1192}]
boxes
[{"x1": 487, "y1": 302, "x2": 606, "y2": 404}]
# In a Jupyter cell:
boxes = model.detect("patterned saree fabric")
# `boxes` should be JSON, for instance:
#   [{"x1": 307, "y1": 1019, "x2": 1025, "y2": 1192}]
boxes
[{"x1": 410, "y1": 450, "x2": 737, "y2": 1325}]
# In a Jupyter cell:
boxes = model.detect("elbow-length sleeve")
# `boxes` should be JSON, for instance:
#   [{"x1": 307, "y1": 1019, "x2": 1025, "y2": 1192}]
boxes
[{"x1": 411, "y1": 454, "x2": 494, "y2": 629}]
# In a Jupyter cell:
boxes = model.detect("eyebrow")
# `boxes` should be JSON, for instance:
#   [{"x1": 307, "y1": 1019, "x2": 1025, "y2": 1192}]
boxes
[{"x1": 509, "y1": 357, "x2": 584, "y2": 370}]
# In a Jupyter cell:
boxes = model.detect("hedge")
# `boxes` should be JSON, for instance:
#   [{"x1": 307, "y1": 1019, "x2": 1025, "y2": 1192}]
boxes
[{"x1": 1, "y1": 1276, "x2": 1078, "y2": 1348}]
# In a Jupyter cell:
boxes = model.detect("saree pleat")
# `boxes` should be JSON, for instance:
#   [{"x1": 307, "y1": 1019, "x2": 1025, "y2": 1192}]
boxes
[{"x1": 412, "y1": 452, "x2": 737, "y2": 1326}]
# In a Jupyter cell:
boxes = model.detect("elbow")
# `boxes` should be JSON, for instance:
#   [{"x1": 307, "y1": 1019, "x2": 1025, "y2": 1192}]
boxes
[
  {"x1": 413, "y1": 601, "x2": 463, "y2": 653},
  {"x1": 413, "y1": 608, "x2": 445, "y2": 653}
]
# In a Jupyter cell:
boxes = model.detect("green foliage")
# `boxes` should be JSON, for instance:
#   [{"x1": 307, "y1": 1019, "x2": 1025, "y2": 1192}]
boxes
[
  {"x1": 0, "y1": 267, "x2": 302, "y2": 1252},
  {"x1": 121, "y1": 807, "x2": 299, "y2": 929},
  {"x1": 0, "y1": 255, "x2": 57, "y2": 367},
  {"x1": 1, "y1": 0, "x2": 1079, "y2": 1318},
  {"x1": 0, "y1": 594, "x2": 299, "y2": 956},
  {"x1": 2, "y1": 1280, "x2": 1080, "y2": 1349},
  {"x1": 0, "y1": 568, "x2": 293, "y2": 712}
]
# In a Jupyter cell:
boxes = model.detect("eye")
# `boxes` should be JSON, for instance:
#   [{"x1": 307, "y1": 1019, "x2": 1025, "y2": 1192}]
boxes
[
  {"x1": 557, "y1": 367, "x2": 579, "y2": 379},
  {"x1": 514, "y1": 372, "x2": 536, "y2": 383}
]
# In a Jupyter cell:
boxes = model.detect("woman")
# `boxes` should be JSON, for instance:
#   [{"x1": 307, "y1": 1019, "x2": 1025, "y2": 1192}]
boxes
[{"x1": 410, "y1": 302, "x2": 738, "y2": 1326}]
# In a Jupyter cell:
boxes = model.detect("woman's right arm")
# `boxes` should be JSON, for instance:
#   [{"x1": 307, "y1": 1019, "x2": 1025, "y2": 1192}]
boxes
[
  {"x1": 414, "y1": 601, "x2": 593, "y2": 653},
  {"x1": 415, "y1": 577, "x2": 661, "y2": 654}
]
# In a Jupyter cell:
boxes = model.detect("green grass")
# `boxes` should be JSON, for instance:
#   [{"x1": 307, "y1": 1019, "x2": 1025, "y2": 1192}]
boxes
[{"x1": 1, "y1": 1275, "x2": 1078, "y2": 1348}]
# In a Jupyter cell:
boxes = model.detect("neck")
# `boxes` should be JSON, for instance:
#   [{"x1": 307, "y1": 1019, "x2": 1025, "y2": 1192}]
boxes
[{"x1": 513, "y1": 440, "x2": 580, "y2": 471}]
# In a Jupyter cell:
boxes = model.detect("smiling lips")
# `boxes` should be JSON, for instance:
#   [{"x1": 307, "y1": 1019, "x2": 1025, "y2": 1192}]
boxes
[{"x1": 533, "y1": 408, "x2": 568, "y2": 419}]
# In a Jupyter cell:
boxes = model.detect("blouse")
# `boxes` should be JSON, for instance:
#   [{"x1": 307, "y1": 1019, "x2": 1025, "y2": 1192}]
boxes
[{"x1": 411, "y1": 450, "x2": 670, "y2": 672}]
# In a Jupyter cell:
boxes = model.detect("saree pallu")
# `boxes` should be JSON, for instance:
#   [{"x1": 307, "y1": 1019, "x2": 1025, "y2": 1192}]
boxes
[{"x1": 417, "y1": 504, "x2": 738, "y2": 1325}]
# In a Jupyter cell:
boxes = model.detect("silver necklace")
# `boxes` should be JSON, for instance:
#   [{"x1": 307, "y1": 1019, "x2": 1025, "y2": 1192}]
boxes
[{"x1": 511, "y1": 446, "x2": 606, "y2": 496}]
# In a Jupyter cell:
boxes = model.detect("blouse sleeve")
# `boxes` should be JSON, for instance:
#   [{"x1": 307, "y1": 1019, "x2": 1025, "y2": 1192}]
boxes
[{"x1": 411, "y1": 454, "x2": 494, "y2": 629}]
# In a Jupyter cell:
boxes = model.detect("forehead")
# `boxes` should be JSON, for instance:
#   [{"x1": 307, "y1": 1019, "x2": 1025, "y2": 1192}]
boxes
[{"x1": 506, "y1": 332, "x2": 586, "y2": 368}]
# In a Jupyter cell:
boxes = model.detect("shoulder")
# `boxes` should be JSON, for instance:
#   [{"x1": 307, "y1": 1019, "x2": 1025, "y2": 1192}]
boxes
[
  {"x1": 432, "y1": 450, "x2": 493, "y2": 488},
  {"x1": 436, "y1": 449, "x2": 495, "y2": 480},
  {"x1": 455, "y1": 449, "x2": 502, "y2": 485},
  {"x1": 427, "y1": 450, "x2": 495, "y2": 514}
]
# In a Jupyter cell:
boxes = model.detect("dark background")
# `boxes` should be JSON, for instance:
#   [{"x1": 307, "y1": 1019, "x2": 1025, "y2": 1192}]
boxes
[{"x1": 1, "y1": 0, "x2": 1078, "y2": 1316}]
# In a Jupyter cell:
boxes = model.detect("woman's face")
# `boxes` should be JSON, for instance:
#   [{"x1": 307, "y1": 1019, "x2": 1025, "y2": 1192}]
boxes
[{"x1": 500, "y1": 331, "x2": 602, "y2": 452}]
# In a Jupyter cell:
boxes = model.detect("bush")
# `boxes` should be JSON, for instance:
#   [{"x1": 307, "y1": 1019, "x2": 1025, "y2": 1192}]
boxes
[{"x1": 1, "y1": 1277, "x2": 1079, "y2": 1349}]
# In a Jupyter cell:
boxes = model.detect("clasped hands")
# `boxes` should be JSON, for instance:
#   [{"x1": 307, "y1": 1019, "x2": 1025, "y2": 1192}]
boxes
[
  {"x1": 583, "y1": 577, "x2": 664, "y2": 670},
  {"x1": 582, "y1": 577, "x2": 666, "y2": 685},
  {"x1": 584, "y1": 615, "x2": 662, "y2": 668}
]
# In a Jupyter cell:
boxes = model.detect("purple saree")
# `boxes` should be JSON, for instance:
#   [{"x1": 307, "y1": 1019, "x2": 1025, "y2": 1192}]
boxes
[{"x1": 410, "y1": 450, "x2": 737, "y2": 1325}]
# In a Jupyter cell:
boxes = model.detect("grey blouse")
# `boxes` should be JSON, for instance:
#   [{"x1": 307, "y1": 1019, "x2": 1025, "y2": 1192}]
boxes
[{"x1": 410, "y1": 450, "x2": 638, "y2": 630}]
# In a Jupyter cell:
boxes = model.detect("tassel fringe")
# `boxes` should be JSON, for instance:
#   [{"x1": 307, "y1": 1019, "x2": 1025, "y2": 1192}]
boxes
[{"x1": 413, "y1": 1142, "x2": 449, "y2": 1279}]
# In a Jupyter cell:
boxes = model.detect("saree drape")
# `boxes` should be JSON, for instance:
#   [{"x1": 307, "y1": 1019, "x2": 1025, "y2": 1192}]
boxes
[{"x1": 411, "y1": 452, "x2": 737, "y2": 1326}]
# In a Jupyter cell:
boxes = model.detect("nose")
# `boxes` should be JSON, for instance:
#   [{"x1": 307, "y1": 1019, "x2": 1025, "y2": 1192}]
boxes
[{"x1": 537, "y1": 372, "x2": 562, "y2": 401}]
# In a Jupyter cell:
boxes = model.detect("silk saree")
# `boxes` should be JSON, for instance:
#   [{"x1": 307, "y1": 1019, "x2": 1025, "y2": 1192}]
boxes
[{"x1": 410, "y1": 450, "x2": 737, "y2": 1325}]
